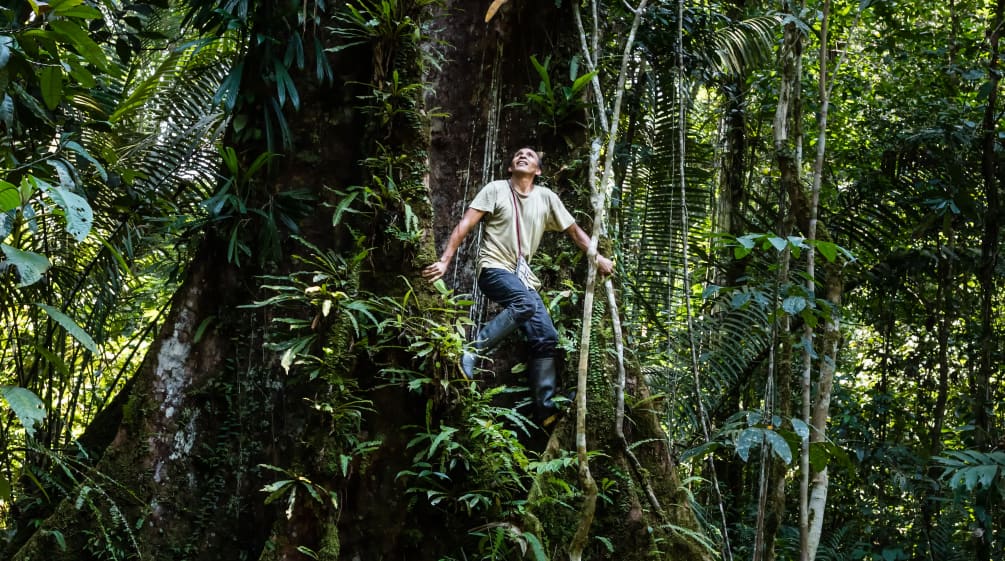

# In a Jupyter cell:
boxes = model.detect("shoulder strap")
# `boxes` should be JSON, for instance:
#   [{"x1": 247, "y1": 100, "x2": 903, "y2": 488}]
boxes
[{"x1": 508, "y1": 180, "x2": 524, "y2": 260}]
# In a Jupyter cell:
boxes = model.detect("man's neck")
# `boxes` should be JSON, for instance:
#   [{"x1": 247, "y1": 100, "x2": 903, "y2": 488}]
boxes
[{"x1": 509, "y1": 173, "x2": 535, "y2": 195}]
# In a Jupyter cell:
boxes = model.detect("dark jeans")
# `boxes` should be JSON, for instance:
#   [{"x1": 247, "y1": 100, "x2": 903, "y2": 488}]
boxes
[{"x1": 477, "y1": 268, "x2": 558, "y2": 358}]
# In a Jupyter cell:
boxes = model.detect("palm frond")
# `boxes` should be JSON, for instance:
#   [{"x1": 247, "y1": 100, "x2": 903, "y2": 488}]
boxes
[{"x1": 704, "y1": 16, "x2": 782, "y2": 77}]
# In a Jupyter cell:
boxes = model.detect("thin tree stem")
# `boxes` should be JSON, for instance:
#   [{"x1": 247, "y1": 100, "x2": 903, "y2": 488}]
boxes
[{"x1": 570, "y1": 3, "x2": 648, "y2": 559}]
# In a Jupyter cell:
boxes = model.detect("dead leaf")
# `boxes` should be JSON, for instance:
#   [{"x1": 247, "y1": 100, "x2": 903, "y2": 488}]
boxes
[{"x1": 485, "y1": 0, "x2": 510, "y2": 23}]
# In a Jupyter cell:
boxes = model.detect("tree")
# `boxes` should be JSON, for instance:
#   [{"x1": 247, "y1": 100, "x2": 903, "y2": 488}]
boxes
[{"x1": 6, "y1": 1, "x2": 712, "y2": 560}]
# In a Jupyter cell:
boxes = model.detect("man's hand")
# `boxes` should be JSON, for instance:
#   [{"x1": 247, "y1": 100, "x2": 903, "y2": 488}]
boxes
[
  {"x1": 423, "y1": 208, "x2": 485, "y2": 284},
  {"x1": 422, "y1": 259, "x2": 449, "y2": 283},
  {"x1": 597, "y1": 255, "x2": 614, "y2": 276}
]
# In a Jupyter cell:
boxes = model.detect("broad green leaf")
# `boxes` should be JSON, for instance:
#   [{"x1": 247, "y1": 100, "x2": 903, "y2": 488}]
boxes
[
  {"x1": 273, "y1": 59, "x2": 300, "y2": 109},
  {"x1": 679, "y1": 441, "x2": 720, "y2": 463},
  {"x1": 39, "y1": 65, "x2": 63, "y2": 110},
  {"x1": 735, "y1": 427, "x2": 762, "y2": 462},
  {"x1": 524, "y1": 531, "x2": 548, "y2": 561},
  {"x1": 48, "y1": 159, "x2": 75, "y2": 190},
  {"x1": 36, "y1": 346, "x2": 71, "y2": 379},
  {"x1": 28, "y1": 0, "x2": 49, "y2": 16},
  {"x1": 790, "y1": 417, "x2": 810, "y2": 439},
  {"x1": 49, "y1": 0, "x2": 85, "y2": 11},
  {"x1": 296, "y1": 546, "x2": 319, "y2": 560},
  {"x1": 782, "y1": 296, "x2": 807, "y2": 315},
  {"x1": 262, "y1": 480, "x2": 294, "y2": 504},
  {"x1": 800, "y1": 308, "x2": 819, "y2": 329},
  {"x1": 1, "y1": 244, "x2": 50, "y2": 286},
  {"x1": 764, "y1": 429, "x2": 793, "y2": 464},
  {"x1": 37, "y1": 178, "x2": 93, "y2": 241},
  {"x1": 65, "y1": 56, "x2": 95, "y2": 88},
  {"x1": 0, "y1": 386, "x2": 46, "y2": 438},
  {"x1": 214, "y1": 63, "x2": 244, "y2": 111},
  {"x1": 767, "y1": 236, "x2": 787, "y2": 252},
  {"x1": 10, "y1": 83, "x2": 53, "y2": 125},
  {"x1": 814, "y1": 240, "x2": 838, "y2": 262},
  {"x1": 48, "y1": 529, "x2": 67, "y2": 552},
  {"x1": 60, "y1": 6, "x2": 102, "y2": 17},
  {"x1": 36, "y1": 303, "x2": 99, "y2": 355},
  {"x1": 50, "y1": 0, "x2": 101, "y2": 18},
  {"x1": 0, "y1": 180, "x2": 18, "y2": 211},
  {"x1": 19, "y1": 175, "x2": 36, "y2": 202},
  {"x1": 701, "y1": 284, "x2": 721, "y2": 300},
  {"x1": 530, "y1": 55, "x2": 552, "y2": 97},
  {"x1": 730, "y1": 291, "x2": 751, "y2": 309},
  {"x1": 570, "y1": 70, "x2": 598, "y2": 95},
  {"x1": 64, "y1": 141, "x2": 107, "y2": 181},
  {"x1": 0, "y1": 210, "x2": 10, "y2": 239},
  {"x1": 807, "y1": 441, "x2": 853, "y2": 472},
  {"x1": 49, "y1": 20, "x2": 108, "y2": 70},
  {"x1": 0, "y1": 36, "x2": 11, "y2": 69},
  {"x1": 0, "y1": 94, "x2": 13, "y2": 130},
  {"x1": 736, "y1": 233, "x2": 759, "y2": 248}
]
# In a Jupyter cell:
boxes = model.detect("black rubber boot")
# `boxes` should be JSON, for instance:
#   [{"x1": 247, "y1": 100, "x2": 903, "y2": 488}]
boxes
[
  {"x1": 461, "y1": 309, "x2": 518, "y2": 378},
  {"x1": 527, "y1": 356, "x2": 559, "y2": 426}
]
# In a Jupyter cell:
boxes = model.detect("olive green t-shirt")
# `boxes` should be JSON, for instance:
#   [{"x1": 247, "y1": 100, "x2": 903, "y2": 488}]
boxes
[{"x1": 469, "y1": 179, "x2": 576, "y2": 289}]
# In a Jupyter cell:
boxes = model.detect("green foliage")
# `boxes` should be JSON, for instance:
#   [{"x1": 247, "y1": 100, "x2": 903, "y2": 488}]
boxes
[
  {"x1": 0, "y1": 386, "x2": 45, "y2": 439},
  {"x1": 202, "y1": 147, "x2": 316, "y2": 266},
  {"x1": 935, "y1": 450, "x2": 1005, "y2": 495},
  {"x1": 186, "y1": 0, "x2": 335, "y2": 151},
  {"x1": 244, "y1": 236, "x2": 372, "y2": 382},
  {"x1": 1, "y1": 0, "x2": 231, "y2": 550},
  {"x1": 518, "y1": 55, "x2": 596, "y2": 134},
  {"x1": 259, "y1": 463, "x2": 339, "y2": 514},
  {"x1": 328, "y1": 0, "x2": 443, "y2": 82},
  {"x1": 398, "y1": 385, "x2": 532, "y2": 513},
  {"x1": 467, "y1": 523, "x2": 548, "y2": 561},
  {"x1": 28, "y1": 444, "x2": 143, "y2": 561}
]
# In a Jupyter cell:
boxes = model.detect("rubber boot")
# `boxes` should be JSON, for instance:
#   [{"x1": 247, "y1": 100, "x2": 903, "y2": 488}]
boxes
[
  {"x1": 527, "y1": 356, "x2": 559, "y2": 426},
  {"x1": 461, "y1": 309, "x2": 518, "y2": 378}
]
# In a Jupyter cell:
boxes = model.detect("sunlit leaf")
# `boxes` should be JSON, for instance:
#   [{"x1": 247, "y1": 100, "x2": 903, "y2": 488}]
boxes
[
  {"x1": 1, "y1": 386, "x2": 46, "y2": 438},
  {"x1": 36, "y1": 303, "x2": 100, "y2": 354},
  {"x1": 0, "y1": 180, "x2": 19, "y2": 212},
  {"x1": 1, "y1": 244, "x2": 50, "y2": 286}
]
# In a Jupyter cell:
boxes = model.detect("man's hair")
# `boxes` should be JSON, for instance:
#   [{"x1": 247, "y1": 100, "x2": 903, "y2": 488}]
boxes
[{"x1": 513, "y1": 147, "x2": 544, "y2": 171}]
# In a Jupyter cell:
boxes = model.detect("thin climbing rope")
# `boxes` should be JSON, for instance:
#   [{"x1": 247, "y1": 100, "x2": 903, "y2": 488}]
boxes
[{"x1": 452, "y1": 39, "x2": 505, "y2": 333}]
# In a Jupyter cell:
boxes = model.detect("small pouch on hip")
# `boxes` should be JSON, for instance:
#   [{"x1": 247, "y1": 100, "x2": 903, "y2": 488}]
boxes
[{"x1": 515, "y1": 256, "x2": 534, "y2": 290}]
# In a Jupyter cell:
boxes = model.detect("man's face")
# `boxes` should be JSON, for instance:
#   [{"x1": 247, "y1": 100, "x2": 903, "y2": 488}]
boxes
[{"x1": 508, "y1": 148, "x2": 542, "y2": 177}]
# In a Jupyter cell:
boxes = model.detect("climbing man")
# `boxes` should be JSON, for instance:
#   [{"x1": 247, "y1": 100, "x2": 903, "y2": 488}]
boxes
[{"x1": 422, "y1": 147, "x2": 614, "y2": 426}]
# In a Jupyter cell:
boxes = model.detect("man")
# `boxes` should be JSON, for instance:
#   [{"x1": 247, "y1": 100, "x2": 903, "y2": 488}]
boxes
[{"x1": 422, "y1": 147, "x2": 614, "y2": 425}]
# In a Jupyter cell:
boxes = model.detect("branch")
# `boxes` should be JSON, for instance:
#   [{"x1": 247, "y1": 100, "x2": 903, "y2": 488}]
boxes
[
  {"x1": 570, "y1": 2, "x2": 648, "y2": 560},
  {"x1": 607, "y1": 278, "x2": 668, "y2": 523},
  {"x1": 572, "y1": 1, "x2": 608, "y2": 133}
]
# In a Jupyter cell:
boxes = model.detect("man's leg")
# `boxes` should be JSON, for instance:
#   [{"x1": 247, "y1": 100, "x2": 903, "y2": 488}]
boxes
[
  {"x1": 473, "y1": 269, "x2": 563, "y2": 425},
  {"x1": 463, "y1": 269, "x2": 536, "y2": 378},
  {"x1": 517, "y1": 290, "x2": 562, "y2": 425}
]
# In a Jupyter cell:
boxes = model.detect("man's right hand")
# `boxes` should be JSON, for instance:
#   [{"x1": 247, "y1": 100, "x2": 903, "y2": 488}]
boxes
[{"x1": 422, "y1": 260, "x2": 449, "y2": 283}]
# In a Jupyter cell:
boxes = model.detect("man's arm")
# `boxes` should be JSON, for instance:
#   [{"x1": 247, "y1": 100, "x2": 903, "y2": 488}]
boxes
[
  {"x1": 565, "y1": 224, "x2": 614, "y2": 276},
  {"x1": 422, "y1": 208, "x2": 486, "y2": 282}
]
